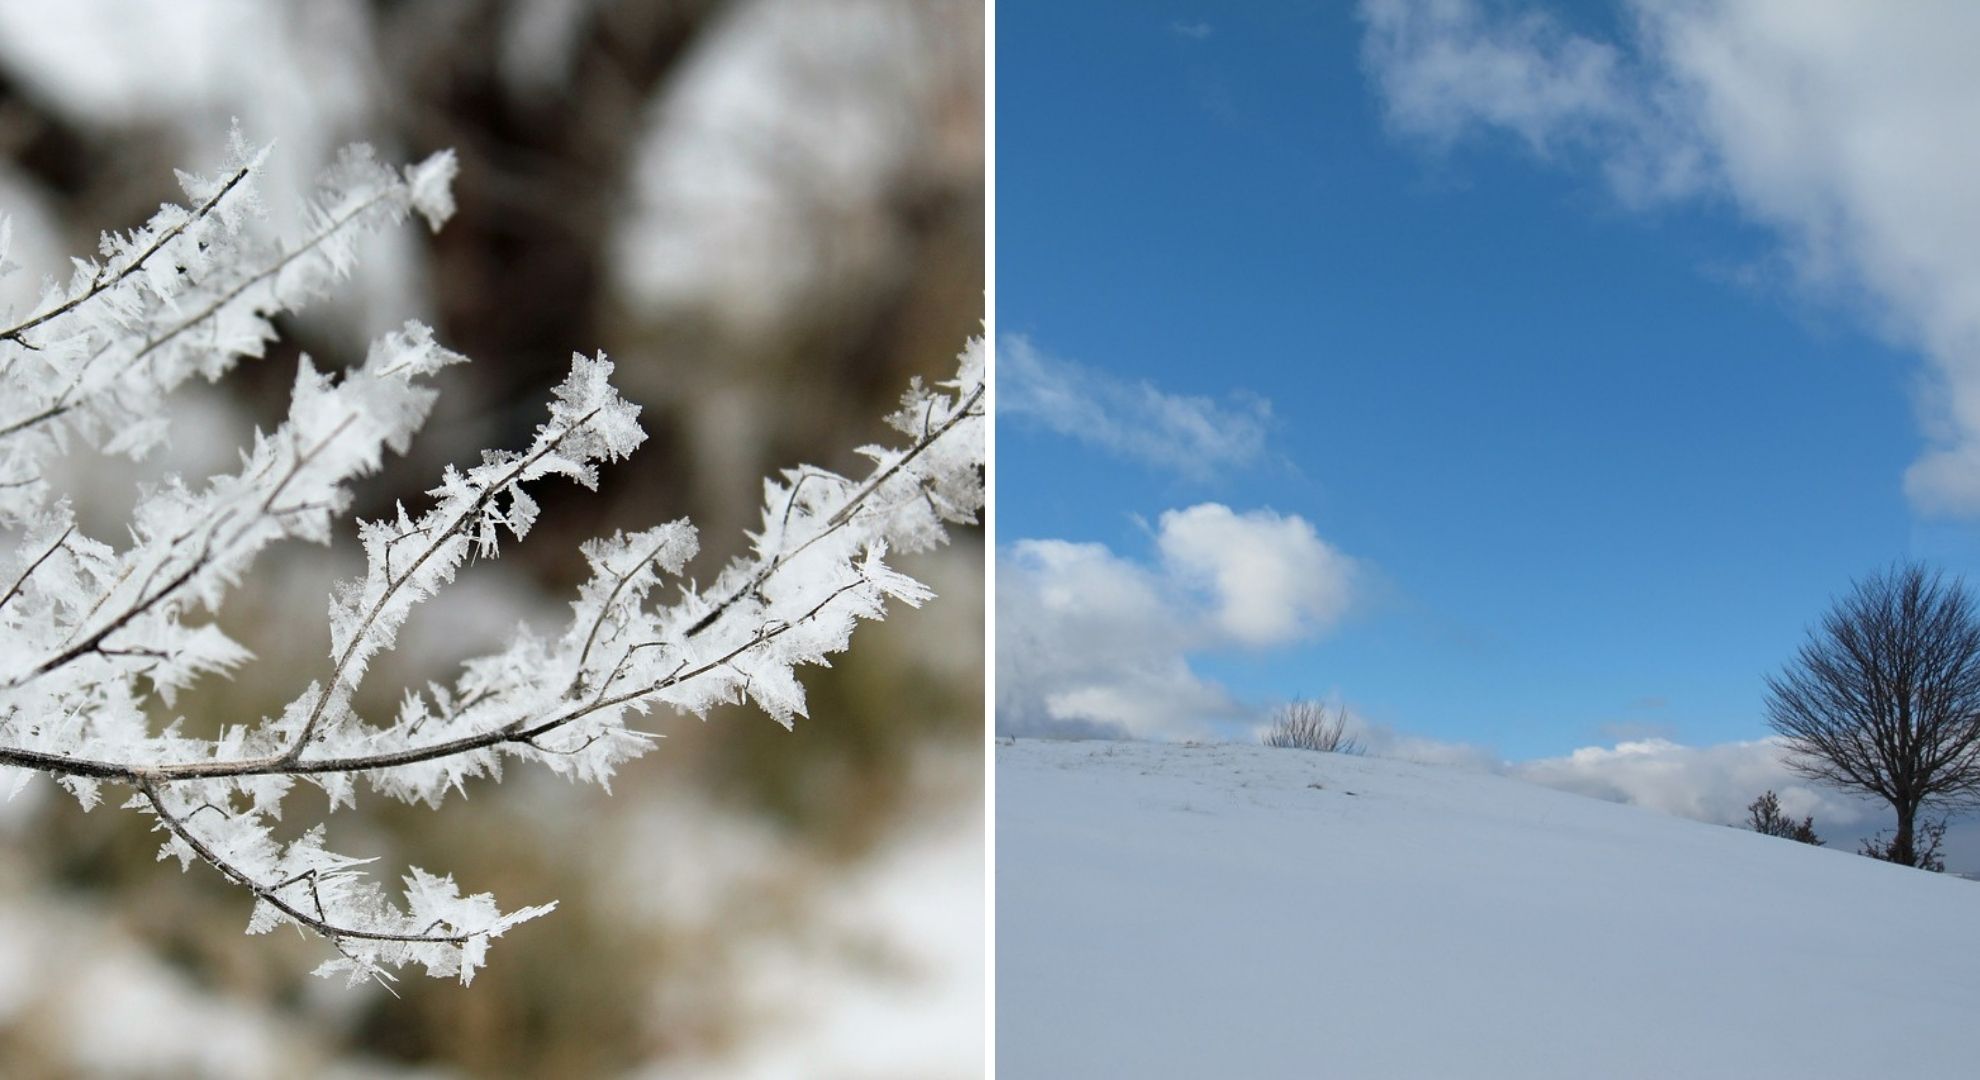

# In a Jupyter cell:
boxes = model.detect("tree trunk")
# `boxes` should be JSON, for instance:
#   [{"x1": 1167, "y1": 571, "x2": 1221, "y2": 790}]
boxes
[{"x1": 1893, "y1": 798, "x2": 1919, "y2": 867}]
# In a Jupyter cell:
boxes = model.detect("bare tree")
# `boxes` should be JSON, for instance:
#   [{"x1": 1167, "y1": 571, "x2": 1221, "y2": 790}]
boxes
[{"x1": 1764, "y1": 562, "x2": 1980, "y2": 868}]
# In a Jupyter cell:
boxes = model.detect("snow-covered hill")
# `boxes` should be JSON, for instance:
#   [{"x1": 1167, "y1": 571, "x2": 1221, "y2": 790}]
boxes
[{"x1": 997, "y1": 739, "x2": 1980, "y2": 1079}]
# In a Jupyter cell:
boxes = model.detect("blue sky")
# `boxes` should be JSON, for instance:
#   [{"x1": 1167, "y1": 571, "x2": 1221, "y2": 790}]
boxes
[{"x1": 996, "y1": 0, "x2": 1980, "y2": 856}]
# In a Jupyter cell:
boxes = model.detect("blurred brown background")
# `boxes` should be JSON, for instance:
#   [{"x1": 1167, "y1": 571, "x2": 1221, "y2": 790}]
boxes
[{"x1": 0, "y1": 0, "x2": 983, "y2": 1075}]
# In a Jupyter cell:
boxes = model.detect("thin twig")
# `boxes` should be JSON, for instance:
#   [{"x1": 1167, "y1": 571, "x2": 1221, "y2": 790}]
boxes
[
  {"x1": 283, "y1": 408, "x2": 601, "y2": 760},
  {"x1": 140, "y1": 778, "x2": 474, "y2": 946},
  {"x1": 0, "y1": 524, "x2": 75, "y2": 615},
  {"x1": 683, "y1": 381, "x2": 981, "y2": 638},
  {"x1": 0, "y1": 167, "x2": 252, "y2": 345},
  {"x1": 2, "y1": 578, "x2": 868, "y2": 783}
]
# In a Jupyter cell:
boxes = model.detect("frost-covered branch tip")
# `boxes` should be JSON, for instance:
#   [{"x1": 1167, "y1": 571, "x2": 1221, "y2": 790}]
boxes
[{"x1": 0, "y1": 138, "x2": 983, "y2": 988}]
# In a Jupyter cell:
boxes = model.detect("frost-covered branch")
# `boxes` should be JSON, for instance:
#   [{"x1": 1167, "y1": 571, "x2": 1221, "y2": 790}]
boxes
[
  {"x1": 0, "y1": 139, "x2": 983, "y2": 987},
  {"x1": 0, "y1": 126, "x2": 458, "y2": 528},
  {"x1": 0, "y1": 169, "x2": 250, "y2": 348}
]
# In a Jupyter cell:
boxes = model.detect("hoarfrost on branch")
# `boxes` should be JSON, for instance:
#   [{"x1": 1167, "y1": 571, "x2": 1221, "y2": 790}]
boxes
[{"x1": 0, "y1": 133, "x2": 985, "y2": 988}]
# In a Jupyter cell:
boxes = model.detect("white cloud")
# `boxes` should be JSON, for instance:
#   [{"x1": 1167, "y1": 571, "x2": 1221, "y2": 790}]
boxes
[
  {"x1": 999, "y1": 335, "x2": 1272, "y2": 480},
  {"x1": 1360, "y1": 0, "x2": 1980, "y2": 512},
  {"x1": 1511, "y1": 736, "x2": 1878, "y2": 832},
  {"x1": 1170, "y1": 20, "x2": 1214, "y2": 41},
  {"x1": 996, "y1": 505, "x2": 1357, "y2": 739},
  {"x1": 1156, "y1": 504, "x2": 1356, "y2": 646},
  {"x1": 1361, "y1": 0, "x2": 1634, "y2": 157},
  {"x1": 996, "y1": 539, "x2": 1237, "y2": 740},
  {"x1": 1503, "y1": 735, "x2": 1980, "y2": 872}
]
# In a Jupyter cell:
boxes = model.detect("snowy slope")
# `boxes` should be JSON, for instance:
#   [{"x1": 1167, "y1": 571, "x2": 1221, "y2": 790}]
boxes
[{"x1": 997, "y1": 739, "x2": 1980, "y2": 1079}]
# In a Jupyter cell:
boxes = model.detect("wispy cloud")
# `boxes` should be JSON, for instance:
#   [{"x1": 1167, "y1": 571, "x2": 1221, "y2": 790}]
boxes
[
  {"x1": 1000, "y1": 335, "x2": 1271, "y2": 480},
  {"x1": 1361, "y1": 0, "x2": 1637, "y2": 160},
  {"x1": 997, "y1": 504, "x2": 1357, "y2": 739},
  {"x1": 1170, "y1": 20, "x2": 1214, "y2": 41},
  {"x1": 1360, "y1": 0, "x2": 1980, "y2": 514}
]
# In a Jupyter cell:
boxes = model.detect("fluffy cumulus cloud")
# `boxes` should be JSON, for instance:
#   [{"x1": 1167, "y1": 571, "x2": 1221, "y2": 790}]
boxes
[
  {"x1": 1157, "y1": 504, "x2": 1356, "y2": 646},
  {"x1": 1360, "y1": 0, "x2": 1980, "y2": 514},
  {"x1": 1419, "y1": 732, "x2": 1980, "y2": 870},
  {"x1": 996, "y1": 539, "x2": 1227, "y2": 740},
  {"x1": 999, "y1": 335, "x2": 1272, "y2": 480},
  {"x1": 1509, "y1": 736, "x2": 1877, "y2": 830},
  {"x1": 997, "y1": 505, "x2": 1356, "y2": 740}
]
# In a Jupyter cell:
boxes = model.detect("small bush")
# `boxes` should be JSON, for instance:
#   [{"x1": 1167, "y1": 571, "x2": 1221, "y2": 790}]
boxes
[
  {"x1": 1260, "y1": 700, "x2": 1361, "y2": 754},
  {"x1": 1861, "y1": 818, "x2": 1948, "y2": 872},
  {"x1": 1745, "y1": 790, "x2": 1823, "y2": 846}
]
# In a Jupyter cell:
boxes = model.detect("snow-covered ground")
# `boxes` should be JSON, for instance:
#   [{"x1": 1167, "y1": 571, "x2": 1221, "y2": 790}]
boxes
[{"x1": 998, "y1": 738, "x2": 1980, "y2": 1079}]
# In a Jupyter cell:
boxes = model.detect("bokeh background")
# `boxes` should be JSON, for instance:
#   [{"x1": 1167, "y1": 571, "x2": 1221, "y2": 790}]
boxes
[{"x1": 0, "y1": 0, "x2": 983, "y2": 1075}]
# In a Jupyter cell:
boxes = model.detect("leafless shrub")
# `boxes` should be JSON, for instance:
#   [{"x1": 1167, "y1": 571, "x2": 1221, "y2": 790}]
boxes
[
  {"x1": 1744, "y1": 790, "x2": 1824, "y2": 846},
  {"x1": 1260, "y1": 700, "x2": 1361, "y2": 754},
  {"x1": 1862, "y1": 818, "x2": 1948, "y2": 872}
]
